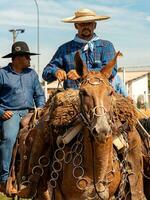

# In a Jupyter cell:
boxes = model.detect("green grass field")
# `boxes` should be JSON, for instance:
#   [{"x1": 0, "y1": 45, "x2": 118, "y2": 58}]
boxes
[
  {"x1": 0, "y1": 193, "x2": 11, "y2": 200},
  {"x1": 0, "y1": 194, "x2": 30, "y2": 199},
  {"x1": 0, "y1": 193, "x2": 30, "y2": 200}
]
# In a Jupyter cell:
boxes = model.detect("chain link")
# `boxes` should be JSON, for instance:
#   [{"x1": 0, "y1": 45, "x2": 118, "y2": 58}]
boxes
[
  {"x1": 20, "y1": 154, "x2": 50, "y2": 198},
  {"x1": 49, "y1": 132, "x2": 84, "y2": 189}
]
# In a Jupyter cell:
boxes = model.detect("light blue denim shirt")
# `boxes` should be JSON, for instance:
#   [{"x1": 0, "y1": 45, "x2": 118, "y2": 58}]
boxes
[
  {"x1": 0, "y1": 64, "x2": 45, "y2": 117},
  {"x1": 111, "y1": 74, "x2": 128, "y2": 97}
]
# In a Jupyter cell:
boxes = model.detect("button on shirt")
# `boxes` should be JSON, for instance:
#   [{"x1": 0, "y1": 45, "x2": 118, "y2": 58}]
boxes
[
  {"x1": 0, "y1": 64, "x2": 45, "y2": 117},
  {"x1": 42, "y1": 34, "x2": 117, "y2": 89}
]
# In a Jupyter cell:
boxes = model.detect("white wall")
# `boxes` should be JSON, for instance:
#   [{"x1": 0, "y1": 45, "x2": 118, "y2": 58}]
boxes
[{"x1": 127, "y1": 75, "x2": 148, "y2": 105}]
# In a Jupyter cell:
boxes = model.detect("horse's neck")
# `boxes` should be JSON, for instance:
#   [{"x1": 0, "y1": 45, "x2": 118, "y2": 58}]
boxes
[{"x1": 83, "y1": 127, "x2": 113, "y2": 182}]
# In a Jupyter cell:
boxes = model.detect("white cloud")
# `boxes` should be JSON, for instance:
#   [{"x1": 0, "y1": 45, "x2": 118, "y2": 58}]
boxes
[{"x1": 0, "y1": 0, "x2": 150, "y2": 73}]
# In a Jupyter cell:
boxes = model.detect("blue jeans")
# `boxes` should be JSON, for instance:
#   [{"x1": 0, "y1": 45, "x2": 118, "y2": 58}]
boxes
[{"x1": 0, "y1": 110, "x2": 28, "y2": 183}]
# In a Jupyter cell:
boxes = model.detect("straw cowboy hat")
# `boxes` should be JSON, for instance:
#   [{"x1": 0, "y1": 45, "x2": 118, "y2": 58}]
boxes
[
  {"x1": 62, "y1": 8, "x2": 110, "y2": 23},
  {"x1": 2, "y1": 41, "x2": 39, "y2": 58}
]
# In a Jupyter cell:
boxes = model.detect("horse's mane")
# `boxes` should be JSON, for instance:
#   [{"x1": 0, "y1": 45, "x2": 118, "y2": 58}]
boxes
[
  {"x1": 41, "y1": 87, "x2": 137, "y2": 131},
  {"x1": 87, "y1": 71, "x2": 138, "y2": 129},
  {"x1": 44, "y1": 89, "x2": 80, "y2": 127},
  {"x1": 111, "y1": 94, "x2": 138, "y2": 130}
]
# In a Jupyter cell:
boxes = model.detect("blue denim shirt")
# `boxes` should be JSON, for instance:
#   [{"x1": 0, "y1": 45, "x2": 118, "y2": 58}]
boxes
[
  {"x1": 42, "y1": 36, "x2": 117, "y2": 89},
  {"x1": 0, "y1": 64, "x2": 45, "y2": 117},
  {"x1": 111, "y1": 74, "x2": 128, "y2": 97}
]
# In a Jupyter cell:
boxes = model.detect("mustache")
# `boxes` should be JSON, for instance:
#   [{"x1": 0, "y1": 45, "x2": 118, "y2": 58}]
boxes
[{"x1": 82, "y1": 28, "x2": 91, "y2": 32}]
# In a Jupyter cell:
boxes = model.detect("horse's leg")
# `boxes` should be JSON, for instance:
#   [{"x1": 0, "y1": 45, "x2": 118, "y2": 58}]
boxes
[
  {"x1": 94, "y1": 136, "x2": 113, "y2": 199},
  {"x1": 35, "y1": 189, "x2": 51, "y2": 200},
  {"x1": 107, "y1": 149, "x2": 121, "y2": 197},
  {"x1": 54, "y1": 188, "x2": 64, "y2": 200},
  {"x1": 127, "y1": 127, "x2": 146, "y2": 200},
  {"x1": 35, "y1": 190, "x2": 51, "y2": 200}
]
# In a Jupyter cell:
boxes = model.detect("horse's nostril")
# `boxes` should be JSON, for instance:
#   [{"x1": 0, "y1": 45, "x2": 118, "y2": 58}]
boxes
[
  {"x1": 93, "y1": 128, "x2": 108, "y2": 136},
  {"x1": 105, "y1": 132, "x2": 108, "y2": 137},
  {"x1": 93, "y1": 128, "x2": 98, "y2": 135}
]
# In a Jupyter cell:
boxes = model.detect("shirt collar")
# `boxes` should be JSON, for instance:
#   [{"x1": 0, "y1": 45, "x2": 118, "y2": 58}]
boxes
[
  {"x1": 73, "y1": 33, "x2": 100, "y2": 52},
  {"x1": 8, "y1": 63, "x2": 28, "y2": 75}
]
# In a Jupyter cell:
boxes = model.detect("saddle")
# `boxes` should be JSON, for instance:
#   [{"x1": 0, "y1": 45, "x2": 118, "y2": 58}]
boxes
[
  {"x1": 6, "y1": 109, "x2": 42, "y2": 197},
  {"x1": 6, "y1": 89, "x2": 150, "y2": 199},
  {"x1": 6, "y1": 89, "x2": 58, "y2": 198}
]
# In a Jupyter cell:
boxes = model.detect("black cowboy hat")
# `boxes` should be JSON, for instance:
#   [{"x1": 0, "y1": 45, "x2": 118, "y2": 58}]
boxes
[{"x1": 2, "y1": 41, "x2": 39, "y2": 58}]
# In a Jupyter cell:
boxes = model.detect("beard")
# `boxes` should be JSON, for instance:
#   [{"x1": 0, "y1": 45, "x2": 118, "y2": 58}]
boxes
[{"x1": 81, "y1": 28, "x2": 92, "y2": 37}]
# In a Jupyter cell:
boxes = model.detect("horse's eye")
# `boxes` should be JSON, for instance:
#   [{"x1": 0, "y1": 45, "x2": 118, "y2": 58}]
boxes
[{"x1": 109, "y1": 91, "x2": 114, "y2": 96}]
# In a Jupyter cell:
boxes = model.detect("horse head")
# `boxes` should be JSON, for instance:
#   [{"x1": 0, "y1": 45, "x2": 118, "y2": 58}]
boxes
[{"x1": 75, "y1": 51, "x2": 121, "y2": 143}]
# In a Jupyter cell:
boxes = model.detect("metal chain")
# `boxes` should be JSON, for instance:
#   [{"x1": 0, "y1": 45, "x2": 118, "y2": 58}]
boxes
[
  {"x1": 22, "y1": 91, "x2": 56, "y2": 184},
  {"x1": 21, "y1": 154, "x2": 50, "y2": 199},
  {"x1": 141, "y1": 169, "x2": 150, "y2": 180},
  {"x1": 19, "y1": 91, "x2": 57, "y2": 198},
  {"x1": 49, "y1": 132, "x2": 84, "y2": 189},
  {"x1": 49, "y1": 141, "x2": 65, "y2": 188},
  {"x1": 72, "y1": 133, "x2": 84, "y2": 183}
]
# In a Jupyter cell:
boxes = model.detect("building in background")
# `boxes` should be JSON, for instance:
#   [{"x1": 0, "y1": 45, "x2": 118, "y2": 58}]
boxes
[
  {"x1": 118, "y1": 66, "x2": 150, "y2": 108},
  {"x1": 42, "y1": 80, "x2": 63, "y2": 100}
]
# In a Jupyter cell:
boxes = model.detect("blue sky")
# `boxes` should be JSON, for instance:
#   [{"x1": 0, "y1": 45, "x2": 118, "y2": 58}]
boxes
[{"x1": 0, "y1": 0, "x2": 150, "y2": 77}]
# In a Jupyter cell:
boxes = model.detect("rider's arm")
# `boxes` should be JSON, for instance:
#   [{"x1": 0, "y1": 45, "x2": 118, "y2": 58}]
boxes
[
  {"x1": 42, "y1": 46, "x2": 64, "y2": 82},
  {"x1": 33, "y1": 72, "x2": 46, "y2": 108}
]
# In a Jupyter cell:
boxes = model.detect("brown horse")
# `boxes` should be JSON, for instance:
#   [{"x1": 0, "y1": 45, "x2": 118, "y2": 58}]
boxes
[
  {"x1": 8, "y1": 53, "x2": 147, "y2": 200},
  {"x1": 67, "y1": 52, "x2": 147, "y2": 199},
  {"x1": 42, "y1": 52, "x2": 145, "y2": 200}
]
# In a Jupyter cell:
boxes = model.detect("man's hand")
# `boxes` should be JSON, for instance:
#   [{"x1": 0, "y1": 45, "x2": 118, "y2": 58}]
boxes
[
  {"x1": 55, "y1": 69, "x2": 67, "y2": 81},
  {"x1": 2, "y1": 111, "x2": 14, "y2": 120},
  {"x1": 67, "y1": 70, "x2": 80, "y2": 80}
]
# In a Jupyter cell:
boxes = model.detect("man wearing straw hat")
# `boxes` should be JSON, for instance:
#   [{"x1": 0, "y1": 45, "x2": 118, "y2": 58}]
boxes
[
  {"x1": 42, "y1": 8, "x2": 127, "y2": 96},
  {"x1": 0, "y1": 41, "x2": 45, "y2": 196},
  {"x1": 42, "y1": 8, "x2": 146, "y2": 200}
]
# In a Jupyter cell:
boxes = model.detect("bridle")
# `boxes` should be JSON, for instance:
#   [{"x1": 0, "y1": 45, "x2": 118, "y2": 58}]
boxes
[
  {"x1": 79, "y1": 75, "x2": 115, "y2": 199},
  {"x1": 79, "y1": 75, "x2": 113, "y2": 135}
]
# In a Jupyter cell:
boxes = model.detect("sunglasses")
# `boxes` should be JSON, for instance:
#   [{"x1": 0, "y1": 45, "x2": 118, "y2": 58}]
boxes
[{"x1": 19, "y1": 54, "x2": 30, "y2": 60}]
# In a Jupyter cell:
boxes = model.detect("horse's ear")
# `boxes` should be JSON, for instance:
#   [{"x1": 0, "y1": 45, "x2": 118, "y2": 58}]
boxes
[
  {"x1": 74, "y1": 52, "x2": 88, "y2": 78},
  {"x1": 101, "y1": 51, "x2": 122, "y2": 78}
]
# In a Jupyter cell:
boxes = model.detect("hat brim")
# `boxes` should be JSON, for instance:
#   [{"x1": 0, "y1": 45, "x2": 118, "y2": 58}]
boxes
[
  {"x1": 2, "y1": 51, "x2": 39, "y2": 58},
  {"x1": 62, "y1": 15, "x2": 110, "y2": 23}
]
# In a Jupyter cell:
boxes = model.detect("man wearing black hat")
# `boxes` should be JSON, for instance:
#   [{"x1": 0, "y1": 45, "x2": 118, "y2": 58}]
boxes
[{"x1": 0, "y1": 41, "x2": 45, "y2": 195}]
